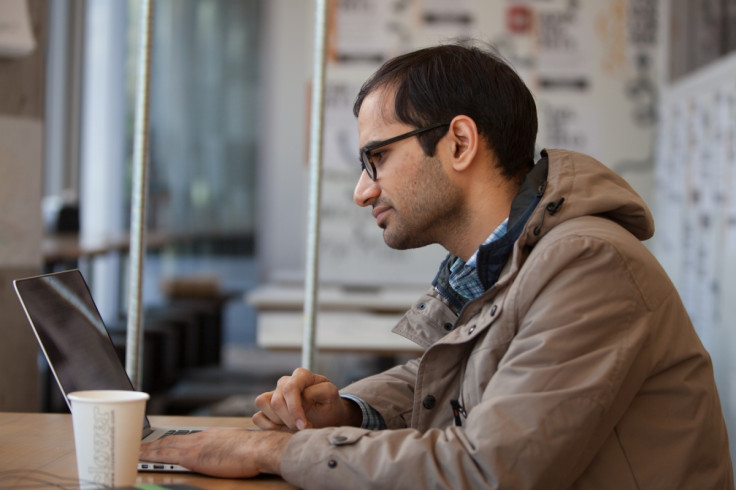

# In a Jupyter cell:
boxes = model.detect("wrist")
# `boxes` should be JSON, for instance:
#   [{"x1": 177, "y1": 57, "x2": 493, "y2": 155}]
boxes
[
  {"x1": 341, "y1": 397, "x2": 364, "y2": 427},
  {"x1": 256, "y1": 430, "x2": 293, "y2": 475}
]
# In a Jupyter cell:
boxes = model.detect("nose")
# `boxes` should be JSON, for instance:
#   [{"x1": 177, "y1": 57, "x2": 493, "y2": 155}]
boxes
[{"x1": 353, "y1": 170, "x2": 380, "y2": 207}]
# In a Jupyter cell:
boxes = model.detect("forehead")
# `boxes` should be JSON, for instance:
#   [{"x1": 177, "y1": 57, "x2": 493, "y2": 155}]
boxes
[{"x1": 357, "y1": 88, "x2": 400, "y2": 143}]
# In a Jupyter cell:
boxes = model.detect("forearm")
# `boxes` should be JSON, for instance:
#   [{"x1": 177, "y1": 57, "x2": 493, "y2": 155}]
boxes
[
  {"x1": 255, "y1": 430, "x2": 293, "y2": 475},
  {"x1": 280, "y1": 425, "x2": 484, "y2": 489}
]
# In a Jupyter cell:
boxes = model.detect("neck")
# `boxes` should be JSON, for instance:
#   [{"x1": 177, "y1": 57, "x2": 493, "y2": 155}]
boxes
[{"x1": 448, "y1": 172, "x2": 518, "y2": 261}]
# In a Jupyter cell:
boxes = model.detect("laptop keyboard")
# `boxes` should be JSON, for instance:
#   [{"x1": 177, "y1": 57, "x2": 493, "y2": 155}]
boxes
[{"x1": 162, "y1": 429, "x2": 202, "y2": 438}]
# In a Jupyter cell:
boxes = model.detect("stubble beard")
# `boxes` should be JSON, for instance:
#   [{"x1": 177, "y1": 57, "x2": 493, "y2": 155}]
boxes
[{"x1": 380, "y1": 156, "x2": 463, "y2": 251}]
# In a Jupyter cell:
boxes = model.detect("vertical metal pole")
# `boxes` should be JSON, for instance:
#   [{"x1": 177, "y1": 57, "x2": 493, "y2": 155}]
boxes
[
  {"x1": 126, "y1": 0, "x2": 154, "y2": 390},
  {"x1": 303, "y1": 0, "x2": 329, "y2": 370}
]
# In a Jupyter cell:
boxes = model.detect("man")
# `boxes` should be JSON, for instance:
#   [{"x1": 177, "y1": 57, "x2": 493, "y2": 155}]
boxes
[{"x1": 141, "y1": 44, "x2": 733, "y2": 489}]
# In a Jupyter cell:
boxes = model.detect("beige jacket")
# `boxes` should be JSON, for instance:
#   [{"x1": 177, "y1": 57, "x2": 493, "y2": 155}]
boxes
[{"x1": 281, "y1": 149, "x2": 733, "y2": 489}]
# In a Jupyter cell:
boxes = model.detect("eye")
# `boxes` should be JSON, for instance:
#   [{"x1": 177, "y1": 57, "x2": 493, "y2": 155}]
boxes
[{"x1": 372, "y1": 150, "x2": 386, "y2": 165}]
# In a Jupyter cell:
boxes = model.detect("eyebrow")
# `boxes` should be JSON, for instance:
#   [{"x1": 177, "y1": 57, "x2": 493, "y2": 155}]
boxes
[
  {"x1": 361, "y1": 139, "x2": 384, "y2": 151},
  {"x1": 358, "y1": 140, "x2": 384, "y2": 163}
]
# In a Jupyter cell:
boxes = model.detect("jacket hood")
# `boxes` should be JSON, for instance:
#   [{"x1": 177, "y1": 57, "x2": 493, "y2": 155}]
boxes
[
  {"x1": 431, "y1": 148, "x2": 655, "y2": 313},
  {"x1": 525, "y1": 149, "x2": 654, "y2": 245}
]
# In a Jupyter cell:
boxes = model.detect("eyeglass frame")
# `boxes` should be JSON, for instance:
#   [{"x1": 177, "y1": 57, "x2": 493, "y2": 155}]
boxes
[{"x1": 359, "y1": 122, "x2": 450, "y2": 181}]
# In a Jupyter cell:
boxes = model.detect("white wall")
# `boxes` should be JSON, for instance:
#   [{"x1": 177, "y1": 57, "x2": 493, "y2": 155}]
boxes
[{"x1": 256, "y1": 0, "x2": 314, "y2": 283}]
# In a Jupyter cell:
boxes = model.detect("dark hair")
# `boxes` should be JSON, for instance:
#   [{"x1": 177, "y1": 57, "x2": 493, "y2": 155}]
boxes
[{"x1": 353, "y1": 43, "x2": 537, "y2": 181}]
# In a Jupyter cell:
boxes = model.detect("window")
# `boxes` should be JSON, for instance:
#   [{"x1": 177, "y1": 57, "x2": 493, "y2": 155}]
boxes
[{"x1": 46, "y1": 0, "x2": 262, "y2": 345}]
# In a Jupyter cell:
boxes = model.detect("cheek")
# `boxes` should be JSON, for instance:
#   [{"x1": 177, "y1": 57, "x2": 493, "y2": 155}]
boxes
[
  {"x1": 407, "y1": 157, "x2": 445, "y2": 193},
  {"x1": 389, "y1": 159, "x2": 427, "y2": 209}
]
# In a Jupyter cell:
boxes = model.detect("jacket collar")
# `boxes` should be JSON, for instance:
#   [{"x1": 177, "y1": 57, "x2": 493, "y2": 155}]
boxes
[{"x1": 432, "y1": 156, "x2": 549, "y2": 309}]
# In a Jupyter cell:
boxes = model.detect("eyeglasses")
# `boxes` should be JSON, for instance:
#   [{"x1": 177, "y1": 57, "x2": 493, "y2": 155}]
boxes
[{"x1": 359, "y1": 122, "x2": 450, "y2": 180}]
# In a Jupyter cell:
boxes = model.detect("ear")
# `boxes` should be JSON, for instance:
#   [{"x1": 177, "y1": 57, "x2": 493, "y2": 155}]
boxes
[{"x1": 446, "y1": 115, "x2": 478, "y2": 173}]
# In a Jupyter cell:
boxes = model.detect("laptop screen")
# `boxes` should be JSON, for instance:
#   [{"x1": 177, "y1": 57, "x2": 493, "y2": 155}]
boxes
[{"x1": 14, "y1": 270, "x2": 138, "y2": 411}]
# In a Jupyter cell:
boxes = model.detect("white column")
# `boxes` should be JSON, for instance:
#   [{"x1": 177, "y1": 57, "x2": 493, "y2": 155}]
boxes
[{"x1": 79, "y1": 0, "x2": 127, "y2": 321}]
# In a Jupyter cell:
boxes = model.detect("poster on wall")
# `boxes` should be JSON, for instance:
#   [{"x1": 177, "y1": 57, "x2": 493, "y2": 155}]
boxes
[
  {"x1": 317, "y1": 0, "x2": 659, "y2": 285},
  {"x1": 327, "y1": 0, "x2": 411, "y2": 65}
]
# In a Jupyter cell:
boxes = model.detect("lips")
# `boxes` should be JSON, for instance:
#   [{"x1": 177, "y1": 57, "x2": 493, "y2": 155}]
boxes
[{"x1": 372, "y1": 205, "x2": 391, "y2": 227}]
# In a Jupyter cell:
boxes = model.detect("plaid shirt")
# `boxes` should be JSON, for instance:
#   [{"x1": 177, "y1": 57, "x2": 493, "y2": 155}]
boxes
[
  {"x1": 341, "y1": 219, "x2": 510, "y2": 430},
  {"x1": 448, "y1": 218, "x2": 509, "y2": 300}
]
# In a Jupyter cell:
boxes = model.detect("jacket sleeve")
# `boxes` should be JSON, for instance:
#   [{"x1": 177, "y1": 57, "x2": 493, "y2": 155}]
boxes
[
  {"x1": 338, "y1": 356, "x2": 421, "y2": 429},
  {"x1": 279, "y1": 230, "x2": 687, "y2": 489}
]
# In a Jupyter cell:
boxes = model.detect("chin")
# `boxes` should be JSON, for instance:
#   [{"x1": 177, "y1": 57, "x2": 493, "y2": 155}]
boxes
[{"x1": 383, "y1": 233, "x2": 427, "y2": 251}]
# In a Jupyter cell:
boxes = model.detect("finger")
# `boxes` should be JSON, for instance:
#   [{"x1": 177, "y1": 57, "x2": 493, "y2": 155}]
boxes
[
  {"x1": 299, "y1": 382, "x2": 343, "y2": 427},
  {"x1": 280, "y1": 368, "x2": 331, "y2": 429},
  {"x1": 290, "y1": 367, "x2": 330, "y2": 387},
  {"x1": 140, "y1": 433, "x2": 199, "y2": 463},
  {"x1": 269, "y1": 385, "x2": 300, "y2": 429},
  {"x1": 267, "y1": 372, "x2": 308, "y2": 430},
  {"x1": 251, "y1": 410, "x2": 287, "y2": 430},
  {"x1": 254, "y1": 391, "x2": 271, "y2": 412},
  {"x1": 254, "y1": 392, "x2": 287, "y2": 427},
  {"x1": 301, "y1": 378, "x2": 340, "y2": 406},
  {"x1": 140, "y1": 444, "x2": 187, "y2": 464}
]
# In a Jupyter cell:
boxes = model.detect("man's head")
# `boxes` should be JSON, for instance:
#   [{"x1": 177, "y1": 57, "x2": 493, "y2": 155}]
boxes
[
  {"x1": 352, "y1": 43, "x2": 538, "y2": 259},
  {"x1": 353, "y1": 43, "x2": 538, "y2": 181}
]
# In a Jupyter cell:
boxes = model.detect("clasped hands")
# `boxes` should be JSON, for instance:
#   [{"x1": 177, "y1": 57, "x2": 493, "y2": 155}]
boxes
[
  {"x1": 254, "y1": 367, "x2": 362, "y2": 430},
  {"x1": 139, "y1": 367, "x2": 361, "y2": 477}
]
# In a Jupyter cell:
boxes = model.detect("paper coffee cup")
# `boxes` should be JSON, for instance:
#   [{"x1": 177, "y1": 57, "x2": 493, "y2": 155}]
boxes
[{"x1": 68, "y1": 390, "x2": 150, "y2": 487}]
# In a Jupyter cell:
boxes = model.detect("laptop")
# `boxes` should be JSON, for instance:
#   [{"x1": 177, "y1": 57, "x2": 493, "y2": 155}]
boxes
[{"x1": 13, "y1": 269, "x2": 205, "y2": 473}]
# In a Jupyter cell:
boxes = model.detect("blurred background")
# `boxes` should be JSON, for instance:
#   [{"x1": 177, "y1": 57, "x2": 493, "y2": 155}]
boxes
[{"x1": 2, "y1": 0, "x2": 736, "y2": 467}]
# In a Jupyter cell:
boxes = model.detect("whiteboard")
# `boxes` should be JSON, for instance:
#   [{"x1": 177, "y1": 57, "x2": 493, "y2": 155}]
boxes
[{"x1": 651, "y1": 50, "x2": 736, "y2": 461}]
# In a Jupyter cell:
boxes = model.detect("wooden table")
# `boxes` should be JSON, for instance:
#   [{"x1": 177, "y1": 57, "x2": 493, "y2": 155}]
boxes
[{"x1": 0, "y1": 412, "x2": 296, "y2": 489}]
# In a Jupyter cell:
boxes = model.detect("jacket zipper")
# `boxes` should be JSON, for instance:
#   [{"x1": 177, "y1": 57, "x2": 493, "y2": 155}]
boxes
[{"x1": 450, "y1": 399, "x2": 467, "y2": 426}]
